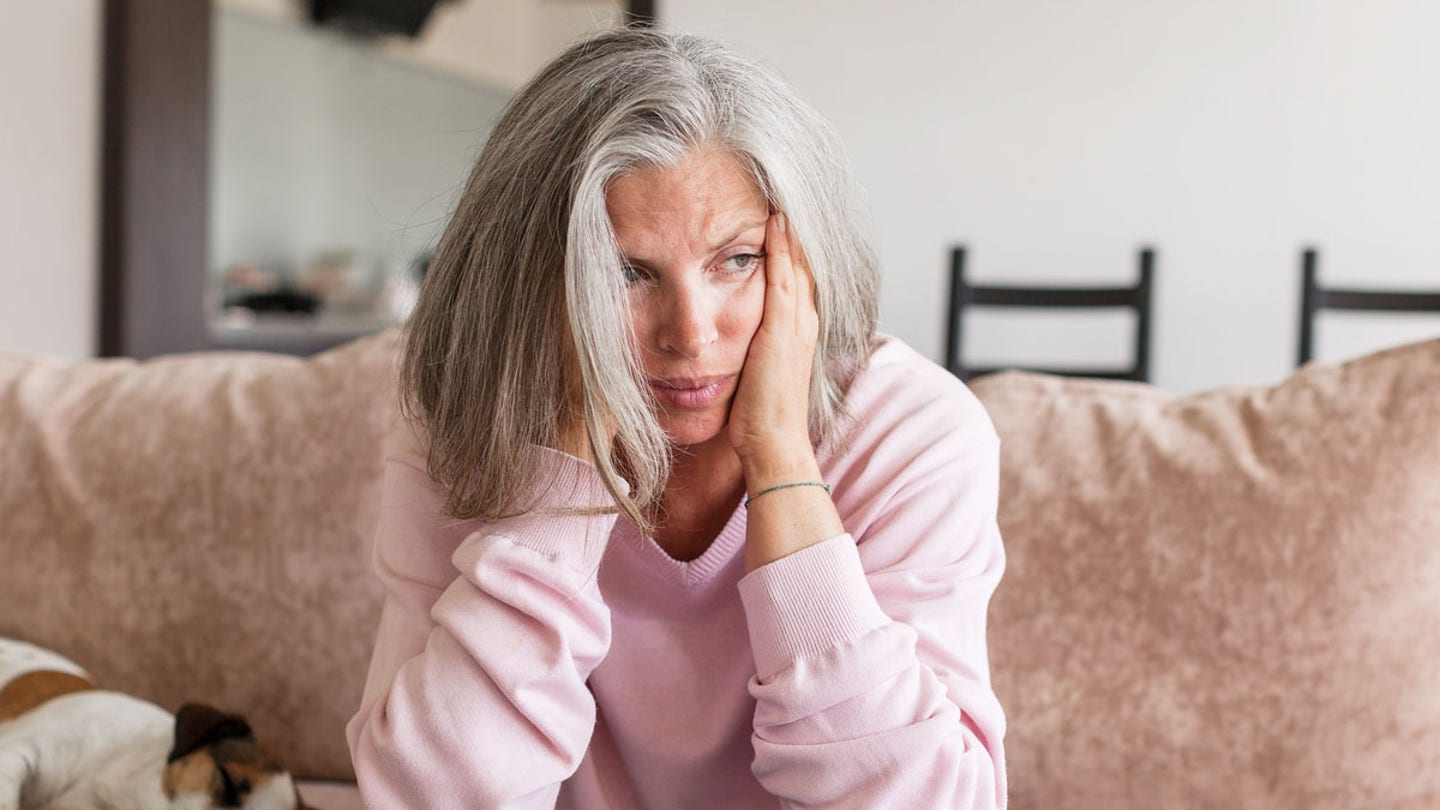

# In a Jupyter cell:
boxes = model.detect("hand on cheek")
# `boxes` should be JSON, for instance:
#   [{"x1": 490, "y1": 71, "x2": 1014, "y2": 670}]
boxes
[
  {"x1": 730, "y1": 213, "x2": 844, "y2": 572},
  {"x1": 726, "y1": 212, "x2": 821, "y2": 487}
]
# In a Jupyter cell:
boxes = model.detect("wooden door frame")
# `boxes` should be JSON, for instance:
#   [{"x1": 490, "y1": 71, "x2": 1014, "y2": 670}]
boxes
[{"x1": 100, "y1": 0, "x2": 211, "y2": 358}]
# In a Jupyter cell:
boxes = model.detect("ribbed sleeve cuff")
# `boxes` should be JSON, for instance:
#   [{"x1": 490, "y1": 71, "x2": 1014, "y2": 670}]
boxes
[{"x1": 737, "y1": 534, "x2": 892, "y2": 681}]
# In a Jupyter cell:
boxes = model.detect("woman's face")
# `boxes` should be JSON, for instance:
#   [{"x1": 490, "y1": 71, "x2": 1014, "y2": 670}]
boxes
[{"x1": 606, "y1": 148, "x2": 769, "y2": 449}]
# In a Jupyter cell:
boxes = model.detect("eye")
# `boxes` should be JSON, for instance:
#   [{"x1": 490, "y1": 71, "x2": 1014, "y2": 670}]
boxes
[
  {"x1": 717, "y1": 252, "x2": 765, "y2": 275},
  {"x1": 622, "y1": 264, "x2": 652, "y2": 286}
]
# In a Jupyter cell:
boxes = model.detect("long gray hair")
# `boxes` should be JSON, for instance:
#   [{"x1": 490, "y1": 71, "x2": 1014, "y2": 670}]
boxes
[{"x1": 400, "y1": 27, "x2": 879, "y2": 532}]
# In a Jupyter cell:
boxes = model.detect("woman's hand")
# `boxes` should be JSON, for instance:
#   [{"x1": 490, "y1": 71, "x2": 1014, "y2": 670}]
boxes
[
  {"x1": 727, "y1": 212, "x2": 822, "y2": 487},
  {"x1": 729, "y1": 212, "x2": 843, "y2": 571}
]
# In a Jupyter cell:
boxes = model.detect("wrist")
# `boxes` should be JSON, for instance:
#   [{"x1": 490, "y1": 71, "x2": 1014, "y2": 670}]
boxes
[
  {"x1": 739, "y1": 440, "x2": 820, "y2": 494},
  {"x1": 745, "y1": 480, "x2": 831, "y2": 507}
]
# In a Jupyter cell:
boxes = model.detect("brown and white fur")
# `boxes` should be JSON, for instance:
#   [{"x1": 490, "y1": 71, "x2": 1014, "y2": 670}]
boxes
[{"x1": 0, "y1": 638, "x2": 312, "y2": 810}]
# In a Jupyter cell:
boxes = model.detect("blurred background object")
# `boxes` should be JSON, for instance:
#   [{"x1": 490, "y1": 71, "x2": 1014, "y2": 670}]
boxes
[
  {"x1": 945, "y1": 245, "x2": 1156, "y2": 383},
  {"x1": 1296, "y1": 246, "x2": 1440, "y2": 366},
  {"x1": 21, "y1": 0, "x2": 628, "y2": 359},
  {"x1": 204, "y1": 0, "x2": 627, "y2": 355},
  {"x1": 1, "y1": 0, "x2": 1435, "y2": 391}
]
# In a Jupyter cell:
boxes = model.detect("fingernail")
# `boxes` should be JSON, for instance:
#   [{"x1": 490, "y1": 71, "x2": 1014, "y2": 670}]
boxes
[{"x1": 776, "y1": 212, "x2": 787, "y2": 232}]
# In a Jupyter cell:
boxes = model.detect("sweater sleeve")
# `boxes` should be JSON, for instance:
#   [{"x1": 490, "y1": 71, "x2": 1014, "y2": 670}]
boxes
[
  {"x1": 736, "y1": 433, "x2": 1007, "y2": 809},
  {"x1": 345, "y1": 418, "x2": 621, "y2": 809}
]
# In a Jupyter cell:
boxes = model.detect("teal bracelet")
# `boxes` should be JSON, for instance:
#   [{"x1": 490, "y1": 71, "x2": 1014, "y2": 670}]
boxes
[{"x1": 744, "y1": 481, "x2": 832, "y2": 507}]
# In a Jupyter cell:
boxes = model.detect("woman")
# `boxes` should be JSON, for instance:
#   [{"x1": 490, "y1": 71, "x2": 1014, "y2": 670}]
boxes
[{"x1": 346, "y1": 28, "x2": 1007, "y2": 809}]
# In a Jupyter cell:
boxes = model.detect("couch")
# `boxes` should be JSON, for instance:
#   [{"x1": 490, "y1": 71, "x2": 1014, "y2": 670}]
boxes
[{"x1": 2, "y1": 329, "x2": 1438, "y2": 809}]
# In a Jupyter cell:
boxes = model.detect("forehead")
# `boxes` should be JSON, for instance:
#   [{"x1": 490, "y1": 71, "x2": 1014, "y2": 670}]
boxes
[{"x1": 605, "y1": 149, "x2": 767, "y2": 253}]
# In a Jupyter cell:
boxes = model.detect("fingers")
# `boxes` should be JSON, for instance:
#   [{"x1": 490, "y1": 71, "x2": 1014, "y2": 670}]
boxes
[
  {"x1": 765, "y1": 211, "x2": 816, "y2": 329},
  {"x1": 765, "y1": 211, "x2": 794, "y2": 291}
]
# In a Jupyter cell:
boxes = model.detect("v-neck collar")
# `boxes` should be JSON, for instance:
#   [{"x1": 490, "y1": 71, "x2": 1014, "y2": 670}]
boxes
[{"x1": 609, "y1": 497, "x2": 749, "y2": 589}]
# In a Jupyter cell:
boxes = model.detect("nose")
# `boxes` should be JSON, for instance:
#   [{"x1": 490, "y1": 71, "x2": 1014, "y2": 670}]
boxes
[{"x1": 656, "y1": 282, "x2": 717, "y2": 359}]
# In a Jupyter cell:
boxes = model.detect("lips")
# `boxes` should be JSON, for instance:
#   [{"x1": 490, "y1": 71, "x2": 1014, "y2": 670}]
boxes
[{"x1": 648, "y1": 374, "x2": 737, "y2": 410}]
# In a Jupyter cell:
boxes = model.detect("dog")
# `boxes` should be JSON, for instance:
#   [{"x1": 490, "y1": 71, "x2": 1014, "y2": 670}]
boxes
[{"x1": 0, "y1": 638, "x2": 314, "y2": 810}]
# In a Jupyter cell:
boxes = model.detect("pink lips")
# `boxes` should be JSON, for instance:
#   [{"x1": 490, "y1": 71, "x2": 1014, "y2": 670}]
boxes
[{"x1": 648, "y1": 375, "x2": 736, "y2": 410}]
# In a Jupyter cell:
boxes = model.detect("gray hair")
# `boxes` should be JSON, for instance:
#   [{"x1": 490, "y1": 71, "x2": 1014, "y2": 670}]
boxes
[{"x1": 401, "y1": 27, "x2": 879, "y2": 532}]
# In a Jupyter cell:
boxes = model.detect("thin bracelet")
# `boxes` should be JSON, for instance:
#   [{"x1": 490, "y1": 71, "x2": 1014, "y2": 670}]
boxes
[{"x1": 744, "y1": 481, "x2": 832, "y2": 507}]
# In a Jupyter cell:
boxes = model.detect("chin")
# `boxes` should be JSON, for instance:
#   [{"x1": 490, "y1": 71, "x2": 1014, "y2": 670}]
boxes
[{"x1": 660, "y1": 412, "x2": 728, "y2": 449}]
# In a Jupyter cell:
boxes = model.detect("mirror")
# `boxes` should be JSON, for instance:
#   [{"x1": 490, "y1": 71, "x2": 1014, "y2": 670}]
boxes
[{"x1": 206, "y1": 0, "x2": 624, "y2": 353}]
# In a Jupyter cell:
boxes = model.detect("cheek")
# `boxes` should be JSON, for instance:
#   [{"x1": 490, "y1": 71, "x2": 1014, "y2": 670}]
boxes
[
  {"x1": 626, "y1": 300, "x2": 651, "y2": 346},
  {"x1": 625, "y1": 294, "x2": 666, "y2": 361},
  {"x1": 723, "y1": 277, "x2": 766, "y2": 345}
]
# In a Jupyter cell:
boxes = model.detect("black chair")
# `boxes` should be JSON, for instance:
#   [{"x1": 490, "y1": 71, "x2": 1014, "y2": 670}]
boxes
[
  {"x1": 944, "y1": 246, "x2": 1155, "y2": 382},
  {"x1": 1298, "y1": 248, "x2": 1440, "y2": 366}
]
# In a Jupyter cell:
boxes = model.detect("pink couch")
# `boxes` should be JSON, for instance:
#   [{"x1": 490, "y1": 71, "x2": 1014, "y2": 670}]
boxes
[{"x1": 2, "y1": 329, "x2": 1437, "y2": 809}]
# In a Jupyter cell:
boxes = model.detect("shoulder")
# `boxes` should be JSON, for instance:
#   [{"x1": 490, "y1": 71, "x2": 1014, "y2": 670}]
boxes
[
  {"x1": 819, "y1": 335, "x2": 1001, "y2": 532},
  {"x1": 826, "y1": 334, "x2": 999, "y2": 465}
]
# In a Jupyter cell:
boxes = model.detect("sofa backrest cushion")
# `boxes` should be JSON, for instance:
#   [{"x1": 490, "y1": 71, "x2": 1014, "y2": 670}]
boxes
[
  {"x1": 6, "y1": 330, "x2": 1438, "y2": 801},
  {"x1": 972, "y1": 338, "x2": 1440, "y2": 810},
  {"x1": 0, "y1": 330, "x2": 399, "y2": 781}
]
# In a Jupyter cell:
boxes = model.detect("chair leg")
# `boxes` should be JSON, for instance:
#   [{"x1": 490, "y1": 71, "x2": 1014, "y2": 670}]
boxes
[
  {"x1": 1133, "y1": 247, "x2": 1155, "y2": 383},
  {"x1": 946, "y1": 246, "x2": 968, "y2": 377},
  {"x1": 1298, "y1": 248, "x2": 1319, "y2": 366}
]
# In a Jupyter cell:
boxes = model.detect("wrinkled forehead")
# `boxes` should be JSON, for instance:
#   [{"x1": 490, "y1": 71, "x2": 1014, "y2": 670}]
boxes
[{"x1": 605, "y1": 149, "x2": 769, "y2": 261}]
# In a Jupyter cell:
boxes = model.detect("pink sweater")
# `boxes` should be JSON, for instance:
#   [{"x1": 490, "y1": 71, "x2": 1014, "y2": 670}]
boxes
[{"x1": 346, "y1": 336, "x2": 1008, "y2": 808}]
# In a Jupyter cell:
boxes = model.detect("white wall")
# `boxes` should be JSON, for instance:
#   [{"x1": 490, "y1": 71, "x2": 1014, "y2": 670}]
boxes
[
  {"x1": 8, "y1": 1, "x2": 1440, "y2": 385},
  {"x1": 666, "y1": 0, "x2": 1440, "y2": 393},
  {"x1": 0, "y1": 0, "x2": 100, "y2": 357}
]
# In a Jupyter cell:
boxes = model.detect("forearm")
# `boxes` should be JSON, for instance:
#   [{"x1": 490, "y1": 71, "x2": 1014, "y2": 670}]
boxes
[
  {"x1": 739, "y1": 535, "x2": 1005, "y2": 810},
  {"x1": 348, "y1": 447, "x2": 621, "y2": 808},
  {"x1": 351, "y1": 530, "x2": 611, "y2": 809},
  {"x1": 740, "y1": 442, "x2": 844, "y2": 572},
  {"x1": 739, "y1": 444, "x2": 1000, "y2": 806}
]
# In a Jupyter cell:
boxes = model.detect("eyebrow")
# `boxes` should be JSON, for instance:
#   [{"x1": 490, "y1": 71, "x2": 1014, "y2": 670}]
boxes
[
  {"x1": 710, "y1": 219, "x2": 769, "y2": 251},
  {"x1": 621, "y1": 219, "x2": 768, "y2": 268}
]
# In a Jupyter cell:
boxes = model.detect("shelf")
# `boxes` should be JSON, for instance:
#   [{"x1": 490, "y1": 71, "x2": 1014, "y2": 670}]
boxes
[{"x1": 207, "y1": 312, "x2": 399, "y2": 356}]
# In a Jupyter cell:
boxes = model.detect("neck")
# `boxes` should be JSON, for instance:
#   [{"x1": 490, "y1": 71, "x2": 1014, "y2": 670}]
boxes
[
  {"x1": 665, "y1": 434, "x2": 743, "y2": 502},
  {"x1": 644, "y1": 434, "x2": 746, "y2": 559}
]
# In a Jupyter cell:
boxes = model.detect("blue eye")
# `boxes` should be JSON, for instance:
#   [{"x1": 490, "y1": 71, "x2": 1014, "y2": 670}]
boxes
[
  {"x1": 622, "y1": 264, "x2": 649, "y2": 285},
  {"x1": 719, "y1": 252, "x2": 765, "y2": 274}
]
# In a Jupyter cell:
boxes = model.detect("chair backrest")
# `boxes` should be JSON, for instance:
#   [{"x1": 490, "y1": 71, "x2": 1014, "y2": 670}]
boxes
[
  {"x1": 945, "y1": 246, "x2": 1156, "y2": 382},
  {"x1": 1298, "y1": 248, "x2": 1440, "y2": 366}
]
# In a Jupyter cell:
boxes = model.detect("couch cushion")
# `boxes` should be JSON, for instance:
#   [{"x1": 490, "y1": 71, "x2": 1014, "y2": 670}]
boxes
[
  {"x1": 973, "y1": 338, "x2": 1440, "y2": 810},
  {"x1": 0, "y1": 330, "x2": 399, "y2": 782}
]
